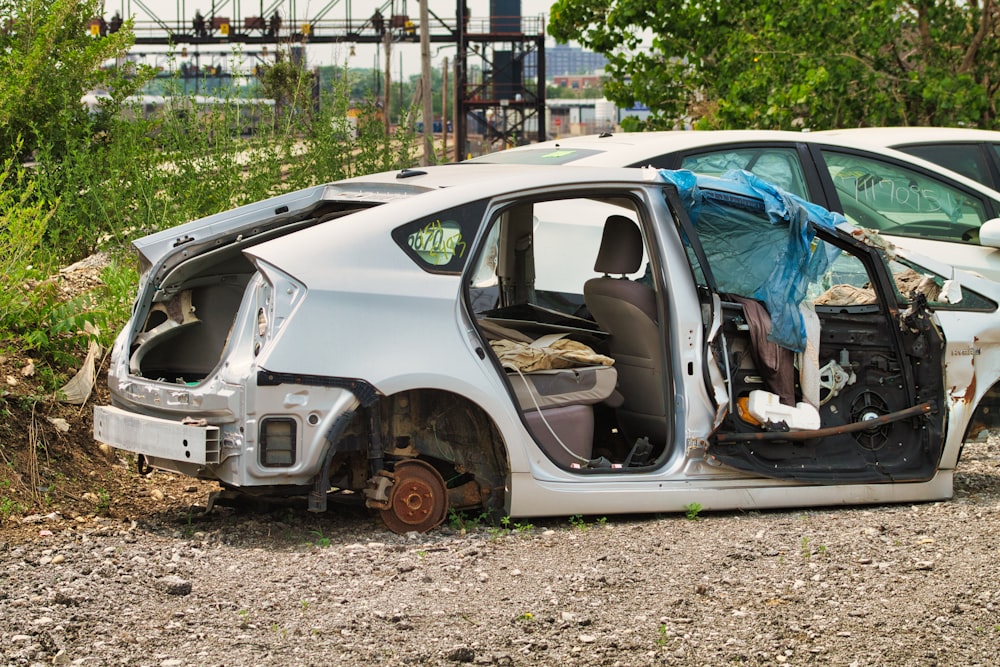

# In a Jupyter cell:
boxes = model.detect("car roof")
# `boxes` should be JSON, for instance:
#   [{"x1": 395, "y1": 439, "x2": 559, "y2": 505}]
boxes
[
  {"x1": 468, "y1": 128, "x2": 1000, "y2": 161},
  {"x1": 255, "y1": 161, "x2": 1000, "y2": 300},
  {"x1": 333, "y1": 162, "x2": 789, "y2": 216},
  {"x1": 816, "y1": 126, "x2": 1000, "y2": 147},
  {"x1": 141, "y1": 163, "x2": 775, "y2": 269},
  {"x1": 336, "y1": 162, "x2": 665, "y2": 191},
  {"x1": 468, "y1": 130, "x2": 814, "y2": 165}
]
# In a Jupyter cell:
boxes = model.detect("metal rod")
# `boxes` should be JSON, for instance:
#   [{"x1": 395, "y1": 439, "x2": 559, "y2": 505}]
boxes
[{"x1": 714, "y1": 402, "x2": 936, "y2": 443}]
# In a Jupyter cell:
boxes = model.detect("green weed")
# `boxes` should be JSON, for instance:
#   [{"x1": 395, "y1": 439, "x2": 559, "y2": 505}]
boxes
[
  {"x1": 94, "y1": 488, "x2": 111, "y2": 516},
  {"x1": 500, "y1": 515, "x2": 534, "y2": 533},
  {"x1": 684, "y1": 502, "x2": 703, "y2": 521},
  {"x1": 0, "y1": 496, "x2": 26, "y2": 520},
  {"x1": 448, "y1": 509, "x2": 489, "y2": 532},
  {"x1": 310, "y1": 529, "x2": 331, "y2": 548},
  {"x1": 1, "y1": 54, "x2": 416, "y2": 389}
]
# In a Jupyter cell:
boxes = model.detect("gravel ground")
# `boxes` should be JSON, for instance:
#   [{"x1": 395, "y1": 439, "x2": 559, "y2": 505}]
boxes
[{"x1": 2, "y1": 437, "x2": 999, "y2": 667}]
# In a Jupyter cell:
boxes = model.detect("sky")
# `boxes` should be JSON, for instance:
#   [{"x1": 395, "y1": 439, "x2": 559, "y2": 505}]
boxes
[{"x1": 119, "y1": 0, "x2": 559, "y2": 76}]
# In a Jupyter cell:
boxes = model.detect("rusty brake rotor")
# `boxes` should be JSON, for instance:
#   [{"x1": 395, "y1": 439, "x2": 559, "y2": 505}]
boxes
[{"x1": 379, "y1": 459, "x2": 448, "y2": 533}]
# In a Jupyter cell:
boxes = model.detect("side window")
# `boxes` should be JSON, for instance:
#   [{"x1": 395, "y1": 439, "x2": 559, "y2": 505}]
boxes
[
  {"x1": 820, "y1": 150, "x2": 989, "y2": 244},
  {"x1": 680, "y1": 148, "x2": 809, "y2": 199},
  {"x1": 898, "y1": 143, "x2": 991, "y2": 186},
  {"x1": 391, "y1": 200, "x2": 488, "y2": 274},
  {"x1": 816, "y1": 251, "x2": 997, "y2": 311},
  {"x1": 532, "y1": 199, "x2": 646, "y2": 296}
]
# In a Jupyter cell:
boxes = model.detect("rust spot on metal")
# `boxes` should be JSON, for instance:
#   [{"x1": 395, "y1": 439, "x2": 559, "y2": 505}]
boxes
[
  {"x1": 447, "y1": 479, "x2": 489, "y2": 510},
  {"x1": 379, "y1": 459, "x2": 447, "y2": 533},
  {"x1": 963, "y1": 371, "x2": 978, "y2": 403}
]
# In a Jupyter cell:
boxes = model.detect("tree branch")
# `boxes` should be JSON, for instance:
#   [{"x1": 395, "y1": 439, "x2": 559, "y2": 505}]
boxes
[{"x1": 960, "y1": 0, "x2": 995, "y2": 74}]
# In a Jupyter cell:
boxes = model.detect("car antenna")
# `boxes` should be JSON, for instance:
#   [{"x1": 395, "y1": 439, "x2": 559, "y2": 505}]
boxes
[{"x1": 397, "y1": 168, "x2": 427, "y2": 179}]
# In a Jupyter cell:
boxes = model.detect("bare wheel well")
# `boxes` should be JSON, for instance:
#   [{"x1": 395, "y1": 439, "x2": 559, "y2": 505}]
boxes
[
  {"x1": 965, "y1": 382, "x2": 1000, "y2": 442},
  {"x1": 376, "y1": 388, "x2": 510, "y2": 516}
]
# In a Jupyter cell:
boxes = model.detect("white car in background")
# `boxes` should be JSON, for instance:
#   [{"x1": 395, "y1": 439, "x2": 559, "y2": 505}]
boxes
[
  {"x1": 94, "y1": 164, "x2": 1000, "y2": 532},
  {"x1": 816, "y1": 126, "x2": 1000, "y2": 191},
  {"x1": 468, "y1": 130, "x2": 1000, "y2": 282}
]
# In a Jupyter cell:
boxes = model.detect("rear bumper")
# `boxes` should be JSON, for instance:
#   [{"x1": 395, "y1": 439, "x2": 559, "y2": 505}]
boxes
[{"x1": 94, "y1": 405, "x2": 221, "y2": 465}]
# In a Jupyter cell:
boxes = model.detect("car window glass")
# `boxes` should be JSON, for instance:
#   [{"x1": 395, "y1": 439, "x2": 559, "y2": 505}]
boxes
[
  {"x1": 820, "y1": 150, "x2": 989, "y2": 244},
  {"x1": 391, "y1": 200, "x2": 488, "y2": 274},
  {"x1": 885, "y1": 258, "x2": 997, "y2": 310},
  {"x1": 897, "y1": 144, "x2": 991, "y2": 185},
  {"x1": 678, "y1": 190, "x2": 840, "y2": 304},
  {"x1": 680, "y1": 148, "x2": 809, "y2": 198},
  {"x1": 816, "y1": 251, "x2": 996, "y2": 311},
  {"x1": 468, "y1": 222, "x2": 501, "y2": 313}
]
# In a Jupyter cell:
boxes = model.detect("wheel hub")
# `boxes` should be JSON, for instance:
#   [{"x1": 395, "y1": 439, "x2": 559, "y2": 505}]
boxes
[{"x1": 380, "y1": 459, "x2": 448, "y2": 533}]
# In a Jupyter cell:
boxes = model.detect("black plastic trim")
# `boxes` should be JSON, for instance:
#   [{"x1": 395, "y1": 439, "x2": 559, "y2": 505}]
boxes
[{"x1": 256, "y1": 369, "x2": 379, "y2": 407}]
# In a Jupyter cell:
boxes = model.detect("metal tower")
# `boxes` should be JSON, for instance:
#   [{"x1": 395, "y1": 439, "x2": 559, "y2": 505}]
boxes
[{"x1": 94, "y1": 0, "x2": 545, "y2": 157}]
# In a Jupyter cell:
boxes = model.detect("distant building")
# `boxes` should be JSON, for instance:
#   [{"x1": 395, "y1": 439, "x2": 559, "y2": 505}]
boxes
[
  {"x1": 543, "y1": 98, "x2": 652, "y2": 138},
  {"x1": 551, "y1": 75, "x2": 603, "y2": 90},
  {"x1": 527, "y1": 43, "x2": 608, "y2": 77}
]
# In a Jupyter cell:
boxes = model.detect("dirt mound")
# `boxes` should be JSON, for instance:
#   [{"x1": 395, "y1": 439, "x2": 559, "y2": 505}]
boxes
[{"x1": 0, "y1": 254, "x2": 219, "y2": 541}]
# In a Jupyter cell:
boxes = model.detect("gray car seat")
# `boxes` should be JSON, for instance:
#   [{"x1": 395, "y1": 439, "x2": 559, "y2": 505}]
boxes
[{"x1": 583, "y1": 215, "x2": 668, "y2": 449}]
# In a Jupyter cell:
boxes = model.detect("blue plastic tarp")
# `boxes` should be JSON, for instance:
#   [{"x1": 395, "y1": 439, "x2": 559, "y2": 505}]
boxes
[{"x1": 659, "y1": 169, "x2": 845, "y2": 352}]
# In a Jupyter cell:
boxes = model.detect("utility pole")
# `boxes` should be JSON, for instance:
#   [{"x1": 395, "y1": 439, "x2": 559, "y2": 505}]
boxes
[
  {"x1": 442, "y1": 56, "x2": 449, "y2": 161},
  {"x1": 419, "y1": 0, "x2": 434, "y2": 165},
  {"x1": 383, "y1": 30, "x2": 392, "y2": 134},
  {"x1": 453, "y1": 58, "x2": 460, "y2": 162}
]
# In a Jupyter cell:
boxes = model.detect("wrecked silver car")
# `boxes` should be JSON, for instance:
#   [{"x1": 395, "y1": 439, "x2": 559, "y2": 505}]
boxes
[{"x1": 94, "y1": 165, "x2": 1000, "y2": 532}]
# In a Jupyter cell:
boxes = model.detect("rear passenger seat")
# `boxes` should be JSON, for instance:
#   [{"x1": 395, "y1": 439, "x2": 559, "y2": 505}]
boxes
[{"x1": 479, "y1": 318, "x2": 619, "y2": 467}]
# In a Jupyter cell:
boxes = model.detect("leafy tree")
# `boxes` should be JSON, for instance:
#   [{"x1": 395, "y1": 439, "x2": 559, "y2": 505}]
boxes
[
  {"x1": 548, "y1": 0, "x2": 1000, "y2": 130},
  {"x1": 0, "y1": 0, "x2": 138, "y2": 161}
]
